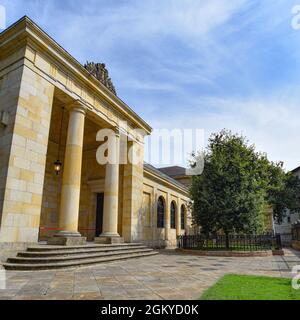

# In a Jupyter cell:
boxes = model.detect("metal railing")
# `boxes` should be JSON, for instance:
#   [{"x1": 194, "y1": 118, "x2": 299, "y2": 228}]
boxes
[
  {"x1": 292, "y1": 223, "x2": 300, "y2": 241},
  {"x1": 177, "y1": 234, "x2": 282, "y2": 251},
  {"x1": 280, "y1": 233, "x2": 292, "y2": 247}
]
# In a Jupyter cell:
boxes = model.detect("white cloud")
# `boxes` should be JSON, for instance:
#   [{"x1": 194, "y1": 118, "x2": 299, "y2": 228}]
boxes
[
  {"x1": 12, "y1": 0, "x2": 249, "y2": 52},
  {"x1": 117, "y1": 0, "x2": 249, "y2": 38},
  {"x1": 3, "y1": 0, "x2": 299, "y2": 171},
  {"x1": 145, "y1": 89, "x2": 300, "y2": 171}
]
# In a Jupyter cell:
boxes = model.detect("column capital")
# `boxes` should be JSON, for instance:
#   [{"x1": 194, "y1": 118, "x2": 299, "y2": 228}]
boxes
[
  {"x1": 67, "y1": 100, "x2": 87, "y2": 115},
  {"x1": 112, "y1": 126, "x2": 121, "y2": 138}
]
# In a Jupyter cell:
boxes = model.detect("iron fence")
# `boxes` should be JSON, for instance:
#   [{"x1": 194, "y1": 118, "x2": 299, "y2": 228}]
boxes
[
  {"x1": 280, "y1": 233, "x2": 292, "y2": 247},
  {"x1": 292, "y1": 224, "x2": 300, "y2": 241},
  {"x1": 177, "y1": 234, "x2": 282, "y2": 251}
]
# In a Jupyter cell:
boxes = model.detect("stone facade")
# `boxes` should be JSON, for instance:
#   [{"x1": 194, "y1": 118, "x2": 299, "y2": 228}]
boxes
[
  {"x1": 0, "y1": 61, "x2": 54, "y2": 243},
  {"x1": 0, "y1": 17, "x2": 191, "y2": 249}
]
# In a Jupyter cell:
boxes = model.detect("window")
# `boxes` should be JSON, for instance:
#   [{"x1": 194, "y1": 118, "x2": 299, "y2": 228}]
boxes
[
  {"x1": 157, "y1": 196, "x2": 165, "y2": 228},
  {"x1": 170, "y1": 201, "x2": 176, "y2": 229},
  {"x1": 181, "y1": 205, "x2": 185, "y2": 230}
]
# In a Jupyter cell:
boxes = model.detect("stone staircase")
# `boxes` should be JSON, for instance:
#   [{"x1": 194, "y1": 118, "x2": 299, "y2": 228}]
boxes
[{"x1": 3, "y1": 243, "x2": 158, "y2": 270}]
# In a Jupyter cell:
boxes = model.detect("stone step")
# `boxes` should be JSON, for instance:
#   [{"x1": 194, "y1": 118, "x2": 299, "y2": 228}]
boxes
[
  {"x1": 26, "y1": 242, "x2": 145, "y2": 252},
  {"x1": 18, "y1": 245, "x2": 149, "y2": 257},
  {"x1": 3, "y1": 242, "x2": 159, "y2": 271},
  {"x1": 3, "y1": 251, "x2": 158, "y2": 270},
  {"x1": 9, "y1": 248, "x2": 154, "y2": 264}
]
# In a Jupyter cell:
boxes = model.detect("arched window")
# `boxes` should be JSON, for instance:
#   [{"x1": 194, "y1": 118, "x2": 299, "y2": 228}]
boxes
[
  {"x1": 170, "y1": 201, "x2": 176, "y2": 229},
  {"x1": 181, "y1": 205, "x2": 185, "y2": 230},
  {"x1": 157, "y1": 196, "x2": 165, "y2": 228}
]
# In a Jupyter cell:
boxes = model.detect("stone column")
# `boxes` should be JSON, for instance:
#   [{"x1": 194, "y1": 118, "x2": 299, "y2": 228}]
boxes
[
  {"x1": 176, "y1": 200, "x2": 181, "y2": 237},
  {"x1": 165, "y1": 194, "x2": 170, "y2": 247},
  {"x1": 184, "y1": 205, "x2": 188, "y2": 235},
  {"x1": 95, "y1": 130, "x2": 123, "y2": 244},
  {"x1": 48, "y1": 102, "x2": 87, "y2": 246},
  {"x1": 152, "y1": 187, "x2": 158, "y2": 247},
  {"x1": 122, "y1": 139, "x2": 144, "y2": 242}
]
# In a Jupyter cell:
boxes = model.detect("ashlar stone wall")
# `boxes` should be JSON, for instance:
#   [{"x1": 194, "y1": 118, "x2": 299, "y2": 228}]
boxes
[{"x1": 0, "y1": 65, "x2": 54, "y2": 243}]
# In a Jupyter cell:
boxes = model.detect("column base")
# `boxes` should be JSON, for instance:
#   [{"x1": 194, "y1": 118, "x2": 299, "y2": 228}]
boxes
[
  {"x1": 47, "y1": 231, "x2": 87, "y2": 246},
  {"x1": 47, "y1": 236, "x2": 87, "y2": 246},
  {"x1": 94, "y1": 235, "x2": 124, "y2": 244},
  {"x1": 164, "y1": 240, "x2": 177, "y2": 249}
]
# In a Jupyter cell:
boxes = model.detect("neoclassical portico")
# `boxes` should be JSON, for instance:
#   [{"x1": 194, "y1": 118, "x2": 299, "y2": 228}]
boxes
[
  {"x1": 0, "y1": 16, "x2": 191, "y2": 250},
  {"x1": 47, "y1": 99, "x2": 125, "y2": 245}
]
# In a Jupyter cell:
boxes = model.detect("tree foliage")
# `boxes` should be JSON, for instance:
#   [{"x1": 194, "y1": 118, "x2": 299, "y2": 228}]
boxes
[
  {"x1": 190, "y1": 129, "x2": 300, "y2": 235},
  {"x1": 267, "y1": 166, "x2": 300, "y2": 223}
]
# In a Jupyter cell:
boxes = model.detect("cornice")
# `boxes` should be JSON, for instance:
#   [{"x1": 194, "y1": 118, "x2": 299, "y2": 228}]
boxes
[{"x1": 143, "y1": 167, "x2": 189, "y2": 197}]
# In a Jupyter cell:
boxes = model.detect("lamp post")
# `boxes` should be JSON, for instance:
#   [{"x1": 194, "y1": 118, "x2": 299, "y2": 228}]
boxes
[{"x1": 54, "y1": 107, "x2": 64, "y2": 175}]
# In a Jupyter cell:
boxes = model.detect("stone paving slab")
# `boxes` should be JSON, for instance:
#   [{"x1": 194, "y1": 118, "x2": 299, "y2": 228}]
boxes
[{"x1": 0, "y1": 249, "x2": 299, "y2": 300}]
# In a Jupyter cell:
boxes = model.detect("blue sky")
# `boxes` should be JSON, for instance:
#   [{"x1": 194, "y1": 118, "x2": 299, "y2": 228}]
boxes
[{"x1": 1, "y1": 0, "x2": 300, "y2": 170}]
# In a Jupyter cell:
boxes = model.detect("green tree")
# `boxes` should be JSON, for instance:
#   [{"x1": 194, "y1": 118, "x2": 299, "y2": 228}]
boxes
[
  {"x1": 267, "y1": 164, "x2": 300, "y2": 223},
  {"x1": 190, "y1": 130, "x2": 300, "y2": 243}
]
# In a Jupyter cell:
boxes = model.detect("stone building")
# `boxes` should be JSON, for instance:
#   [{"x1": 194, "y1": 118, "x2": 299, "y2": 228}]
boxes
[
  {"x1": 0, "y1": 17, "x2": 191, "y2": 252},
  {"x1": 158, "y1": 166, "x2": 192, "y2": 188}
]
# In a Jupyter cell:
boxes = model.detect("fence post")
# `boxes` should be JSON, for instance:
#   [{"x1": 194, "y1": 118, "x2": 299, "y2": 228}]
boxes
[{"x1": 275, "y1": 234, "x2": 282, "y2": 250}]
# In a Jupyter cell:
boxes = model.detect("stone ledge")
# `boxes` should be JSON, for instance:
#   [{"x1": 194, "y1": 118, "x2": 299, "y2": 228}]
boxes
[
  {"x1": 272, "y1": 249, "x2": 285, "y2": 256},
  {"x1": 175, "y1": 248, "x2": 284, "y2": 257}
]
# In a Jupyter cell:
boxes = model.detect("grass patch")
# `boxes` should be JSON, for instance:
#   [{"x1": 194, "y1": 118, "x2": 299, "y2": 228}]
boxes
[{"x1": 201, "y1": 274, "x2": 300, "y2": 300}]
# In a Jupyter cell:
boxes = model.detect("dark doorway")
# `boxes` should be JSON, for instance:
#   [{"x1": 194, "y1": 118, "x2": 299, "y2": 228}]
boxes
[{"x1": 95, "y1": 193, "x2": 104, "y2": 237}]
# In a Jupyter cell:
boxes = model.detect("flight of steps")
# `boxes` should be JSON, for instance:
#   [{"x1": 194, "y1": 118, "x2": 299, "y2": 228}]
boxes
[{"x1": 3, "y1": 243, "x2": 159, "y2": 270}]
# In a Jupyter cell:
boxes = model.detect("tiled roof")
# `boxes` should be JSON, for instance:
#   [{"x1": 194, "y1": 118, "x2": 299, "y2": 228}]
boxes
[
  {"x1": 158, "y1": 166, "x2": 187, "y2": 177},
  {"x1": 143, "y1": 163, "x2": 188, "y2": 191},
  {"x1": 291, "y1": 166, "x2": 300, "y2": 174}
]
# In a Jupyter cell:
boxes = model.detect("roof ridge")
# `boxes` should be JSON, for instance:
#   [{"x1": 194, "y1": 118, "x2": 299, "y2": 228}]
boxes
[{"x1": 143, "y1": 163, "x2": 188, "y2": 191}]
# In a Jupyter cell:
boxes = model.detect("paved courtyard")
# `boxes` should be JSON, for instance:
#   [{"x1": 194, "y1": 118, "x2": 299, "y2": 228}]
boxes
[{"x1": 0, "y1": 249, "x2": 299, "y2": 300}]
